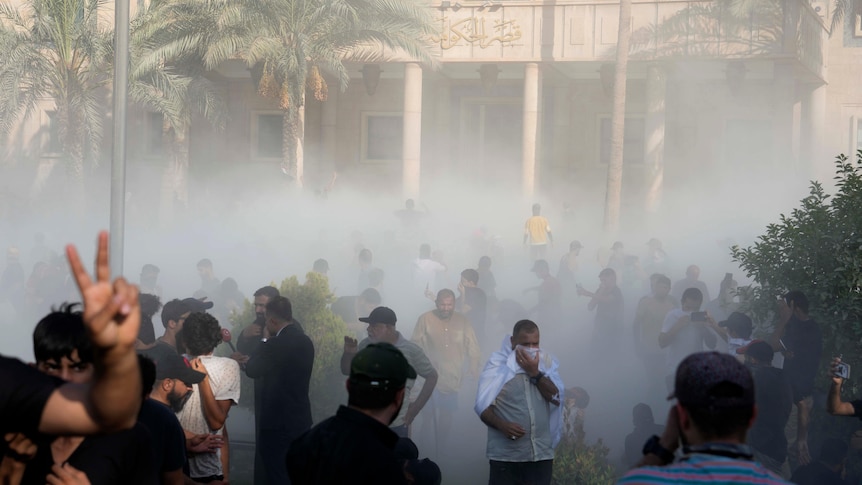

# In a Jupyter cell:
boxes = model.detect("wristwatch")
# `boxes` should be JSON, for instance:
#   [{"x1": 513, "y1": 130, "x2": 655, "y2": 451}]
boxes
[
  {"x1": 642, "y1": 435, "x2": 674, "y2": 464},
  {"x1": 529, "y1": 371, "x2": 545, "y2": 385}
]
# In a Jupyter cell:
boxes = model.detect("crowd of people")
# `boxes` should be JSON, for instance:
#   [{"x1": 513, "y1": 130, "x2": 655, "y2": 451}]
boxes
[{"x1": 0, "y1": 197, "x2": 860, "y2": 484}]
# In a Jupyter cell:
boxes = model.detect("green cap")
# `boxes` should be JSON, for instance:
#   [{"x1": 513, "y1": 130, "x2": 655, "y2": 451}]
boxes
[{"x1": 350, "y1": 342, "x2": 417, "y2": 390}]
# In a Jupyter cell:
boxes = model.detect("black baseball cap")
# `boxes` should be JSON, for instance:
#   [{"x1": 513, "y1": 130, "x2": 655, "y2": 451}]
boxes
[
  {"x1": 154, "y1": 353, "x2": 206, "y2": 386},
  {"x1": 358, "y1": 306, "x2": 397, "y2": 326},
  {"x1": 668, "y1": 352, "x2": 755, "y2": 409},
  {"x1": 531, "y1": 259, "x2": 549, "y2": 272},
  {"x1": 182, "y1": 297, "x2": 214, "y2": 312},
  {"x1": 350, "y1": 343, "x2": 416, "y2": 390}
]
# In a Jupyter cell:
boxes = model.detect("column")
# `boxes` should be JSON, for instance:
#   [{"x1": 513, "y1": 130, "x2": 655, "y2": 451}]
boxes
[
  {"x1": 551, "y1": 85, "x2": 571, "y2": 189},
  {"x1": 402, "y1": 62, "x2": 423, "y2": 199},
  {"x1": 772, "y1": 62, "x2": 799, "y2": 171},
  {"x1": 434, "y1": 81, "x2": 451, "y2": 178},
  {"x1": 522, "y1": 63, "x2": 540, "y2": 198},
  {"x1": 801, "y1": 83, "x2": 826, "y2": 181},
  {"x1": 320, "y1": 87, "x2": 338, "y2": 181},
  {"x1": 644, "y1": 63, "x2": 667, "y2": 213}
]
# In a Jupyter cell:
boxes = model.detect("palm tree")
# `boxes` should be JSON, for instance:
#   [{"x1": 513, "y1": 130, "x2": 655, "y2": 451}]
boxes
[
  {"x1": 165, "y1": 0, "x2": 437, "y2": 187},
  {"x1": 603, "y1": 0, "x2": 632, "y2": 233},
  {"x1": 0, "y1": 0, "x2": 112, "y2": 198},
  {"x1": 829, "y1": 0, "x2": 862, "y2": 34},
  {"x1": 128, "y1": 0, "x2": 225, "y2": 222}
]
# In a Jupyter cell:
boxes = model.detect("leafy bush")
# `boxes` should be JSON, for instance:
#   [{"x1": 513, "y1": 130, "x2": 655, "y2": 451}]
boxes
[
  {"x1": 229, "y1": 272, "x2": 349, "y2": 423},
  {"x1": 731, "y1": 152, "x2": 862, "y2": 397},
  {"x1": 552, "y1": 436, "x2": 617, "y2": 485}
]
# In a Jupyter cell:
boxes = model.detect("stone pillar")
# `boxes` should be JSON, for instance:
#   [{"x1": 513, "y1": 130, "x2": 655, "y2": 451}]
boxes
[
  {"x1": 801, "y1": 83, "x2": 826, "y2": 181},
  {"x1": 320, "y1": 87, "x2": 338, "y2": 180},
  {"x1": 772, "y1": 62, "x2": 799, "y2": 171},
  {"x1": 551, "y1": 85, "x2": 570, "y2": 189},
  {"x1": 644, "y1": 63, "x2": 667, "y2": 213},
  {"x1": 434, "y1": 80, "x2": 451, "y2": 178},
  {"x1": 402, "y1": 63, "x2": 423, "y2": 198},
  {"x1": 522, "y1": 63, "x2": 541, "y2": 198}
]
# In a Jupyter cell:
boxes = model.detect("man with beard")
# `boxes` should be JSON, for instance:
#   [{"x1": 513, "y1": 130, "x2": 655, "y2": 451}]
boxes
[
  {"x1": 412, "y1": 289, "x2": 482, "y2": 447},
  {"x1": 143, "y1": 353, "x2": 222, "y2": 484},
  {"x1": 288, "y1": 343, "x2": 416, "y2": 484},
  {"x1": 341, "y1": 307, "x2": 437, "y2": 437},
  {"x1": 139, "y1": 299, "x2": 192, "y2": 362}
]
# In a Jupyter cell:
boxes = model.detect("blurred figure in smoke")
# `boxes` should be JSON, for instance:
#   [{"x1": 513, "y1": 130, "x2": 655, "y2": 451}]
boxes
[
  {"x1": 27, "y1": 232, "x2": 52, "y2": 271},
  {"x1": 556, "y1": 240, "x2": 582, "y2": 290},
  {"x1": 332, "y1": 288, "x2": 383, "y2": 339},
  {"x1": 312, "y1": 258, "x2": 329, "y2": 278},
  {"x1": 633, "y1": 274, "x2": 677, "y2": 391},
  {"x1": 139, "y1": 264, "x2": 162, "y2": 299},
  {"x1": 367, "y1": 268, "x2": 386, "y2": 301},
  {"x1": 395, "y1": 199, "x2": 429, "y2": 230},
  {"x1": 477, "y1": 256, "x2": 497, "y2": 302},
  {"x1": 236, "y1": 285, "x2": 279, "y2": 485},
  {"x1": 137, "y1": 293, "x2": 162, "y2": 346},
  {"x1": 524, "y1": 260, "x2": 561, "y2": 328},
  {"x1": 704, "y1": 273, "x2": 739, "y2": 323},
  {"x1": 412, "y1": 289, "x2": 482, "y2": 449},
  {"x1": 623, "y1": 403, "x2": 664, "y2": 468},
  {"x1": 644, "y1": 238, "x2": 669, "y2": 276},
  {"x1": 606, "y1": 241, "x2": 626, "y2": 275},
  {"x1": 475, "y1": 319, "x2": 563, "y2": 485},
  {"x1": 341, "y1": 307, "x2": 438, "y2": 438},
  {"x1": 458, "y1": 269, "x2": 487, "y2": 343},
  {"x1": 357, "y1": 248, "x2": 377, "y2": 293},
  {"x1": 197, "y1": 259, "x2": 220, "y2": 298},
  {"x1": 414, "y1": 244, "x2": 446, "y2": 294},
  {"x1": 671, "y1": 265, "x2": 710, "y2": 303},
  {"x1": 523, "y1": 203, "x2": 553, "y2": 261},
  {"x1": 578, "y1": 268, "x2": 624, "y2": 355},
  {"x1": 659, "y1": 288, "x2": 717, "y2": 391},
  {"x1": 216, "y1": 277, "x2": 245, "y2": 323}
]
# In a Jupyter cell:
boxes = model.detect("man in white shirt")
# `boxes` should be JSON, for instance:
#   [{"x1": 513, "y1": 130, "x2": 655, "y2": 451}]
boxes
[
  {"x1": 178, "y1": 312, "x2": 240, "y2": 483},
  {"x1": 659, "y1": 287, "x2": 717, "y2": 392}
]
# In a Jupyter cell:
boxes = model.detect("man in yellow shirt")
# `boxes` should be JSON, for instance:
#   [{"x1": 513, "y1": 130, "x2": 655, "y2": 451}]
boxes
[
  {"x1": 412, "y1": 289, "x2": 483, "y2": 449},
  {"x1": 524, "y1": 203, "x2": 553, "y2": 261}
]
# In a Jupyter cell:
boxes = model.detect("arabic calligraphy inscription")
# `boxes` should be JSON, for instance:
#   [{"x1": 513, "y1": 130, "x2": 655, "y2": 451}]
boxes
[{"x1": 432, "y1": 16, "x2": 523, "y2": 49}]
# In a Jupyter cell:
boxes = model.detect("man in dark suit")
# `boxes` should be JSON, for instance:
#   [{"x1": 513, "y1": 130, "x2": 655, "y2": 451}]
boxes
[{"x1": 246, "y1": 296, "x2": 314, "y2": 485}]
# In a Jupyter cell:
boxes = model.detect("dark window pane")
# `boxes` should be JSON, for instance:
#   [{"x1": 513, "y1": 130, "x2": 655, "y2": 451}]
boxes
[{"x1": 46, "y1": 111, "x2": 61, "y2": 154}]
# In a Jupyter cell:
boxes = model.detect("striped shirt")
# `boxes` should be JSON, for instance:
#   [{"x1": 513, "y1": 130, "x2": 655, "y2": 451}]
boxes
[{"x1": 617, "y1": 453, "x2": 793, "y2": 484}]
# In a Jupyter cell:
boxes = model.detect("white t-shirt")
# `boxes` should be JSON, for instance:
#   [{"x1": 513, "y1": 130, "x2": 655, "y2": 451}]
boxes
[
  {"x1": 661, "y1": 309, "x2": 713, "y2": 374},
  {"x1": 176, "y1": 355, "x2": 241, "y2": 479},
  {"x1": 727, "y1": 337, "x2": 753, "y2": 357},
  {"x1": 413, "y1": 258, "x2": 445, "y2": 290}
]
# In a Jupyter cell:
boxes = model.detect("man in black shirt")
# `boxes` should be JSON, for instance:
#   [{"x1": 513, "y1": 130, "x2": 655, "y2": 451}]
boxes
[
  {"x1": 770, "y1": 290, "x2": 821, "y2": 465},
  {"x1": 287, "y1": 342, "x2": 416, "y2": 484},
  {"x1": 246, "y1": 296, "x2": 314, "y2": 485},
  {"x1": 459, "y1": 269, "x2": 487, "y2": 344},
  {"x1": 742, "y1": 340, "x2": 792, "y2": 475},
  {"x1": 139, "y1": 299, "x2": 192, "y2": 363}
]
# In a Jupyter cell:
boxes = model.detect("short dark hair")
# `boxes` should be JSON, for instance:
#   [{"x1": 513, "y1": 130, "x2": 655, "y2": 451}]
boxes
[
  {"x1": 633, "y1": 403, "x2": 655, "y2": 427},
  {"x1": 253, "y1": 286, "x2": 280, "y2": 299},
  {"x1": 358, "y1": 249, "x2": 373, "y2": 263},
  {"x1": 436, "y1": 289, "x2": 456, "y2": 301},
  {"x1": 33, "y1": 303, "x2": 92, "y2": 365},
  {"x1": 461, "y1": 269, "x2": 479, "y2": 285},
  {"x1": 685, "y1": 403, "x2": 753, "y2": 441},
  {"x1": 140, "y1": 294, "x2": 162, "y2": 318},
  {"x1": 347, "y1": 381, "x2": 401, "y2": 410},
  {"x1": 313, "y1": 259, "x2": 329, "y2": 272},
  {"x1": 599, "y1": 267, "x2": 616, "y2": 278},
  {"x1": 681, "y1": 287, "x2": 704, "y2": 304},
  {"x1": 138, "y1": 355, "x2": 156, "y2": 399},
  {"x1": 183, "y1": 312, "x2": 222, "y2": 356},
  {"x1": 655, "y1": 275, "x2": 671, "y2": 287},
  {"x1": 266, "y1": 296, "x2": 293, "y2": 322},
  {"x1": 359, "y1": 288, "x2": 382, "y2": 305},
  {"x1": 512, "y1": 319, "x2": 539, "y2": 338},
  {"x1": 197, "y1": 259, "x2": 213, "y2": 269},
  {"x1": 141, "y1": 264, "x2": 159, "y2": 274},
  {"x1": 478, "y1": 256, "x2": 491, "y2": 269},
  {"x1": 783, "y1": 290, "x2": 809, "y2": 313}
]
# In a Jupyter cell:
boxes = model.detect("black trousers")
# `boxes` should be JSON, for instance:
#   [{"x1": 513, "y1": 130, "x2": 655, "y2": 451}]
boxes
[
  {"x1": 489, "y1": 459, "x2": 554, "y2": 485},
  {"x1": 259, "y1": 429, "x2": 300, "y2": 485}
]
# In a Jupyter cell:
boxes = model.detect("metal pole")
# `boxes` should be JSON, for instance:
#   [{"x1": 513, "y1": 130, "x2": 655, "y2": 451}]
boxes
[{"x1": 109, "y1": 0, "x2": 129, "y2": 277}]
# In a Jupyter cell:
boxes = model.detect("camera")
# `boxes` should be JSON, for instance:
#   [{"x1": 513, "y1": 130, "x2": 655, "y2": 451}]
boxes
[{"x1": 690, "y1": 311, "x2": 707, "y2": 322}]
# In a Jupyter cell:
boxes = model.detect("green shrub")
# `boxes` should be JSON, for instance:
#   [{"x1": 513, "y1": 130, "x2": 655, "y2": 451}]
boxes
[
  {"x1": 229, "y1": 273, "x2": 349, "y2": 423},
  {"x1": 552, "y1": 435, "x2": 617, "y2": 485}
]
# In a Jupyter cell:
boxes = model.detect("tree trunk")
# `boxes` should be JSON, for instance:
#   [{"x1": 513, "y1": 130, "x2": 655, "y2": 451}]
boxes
[
  {"x1": 603, "y1": 0, "x2": 632, "y2": 233},
  {"x1": 158, "y1": 119, "x2": 189, "y2": 228},
  {"x1": 281, "y1": 93, "x2": 305, "y2": 189}
]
